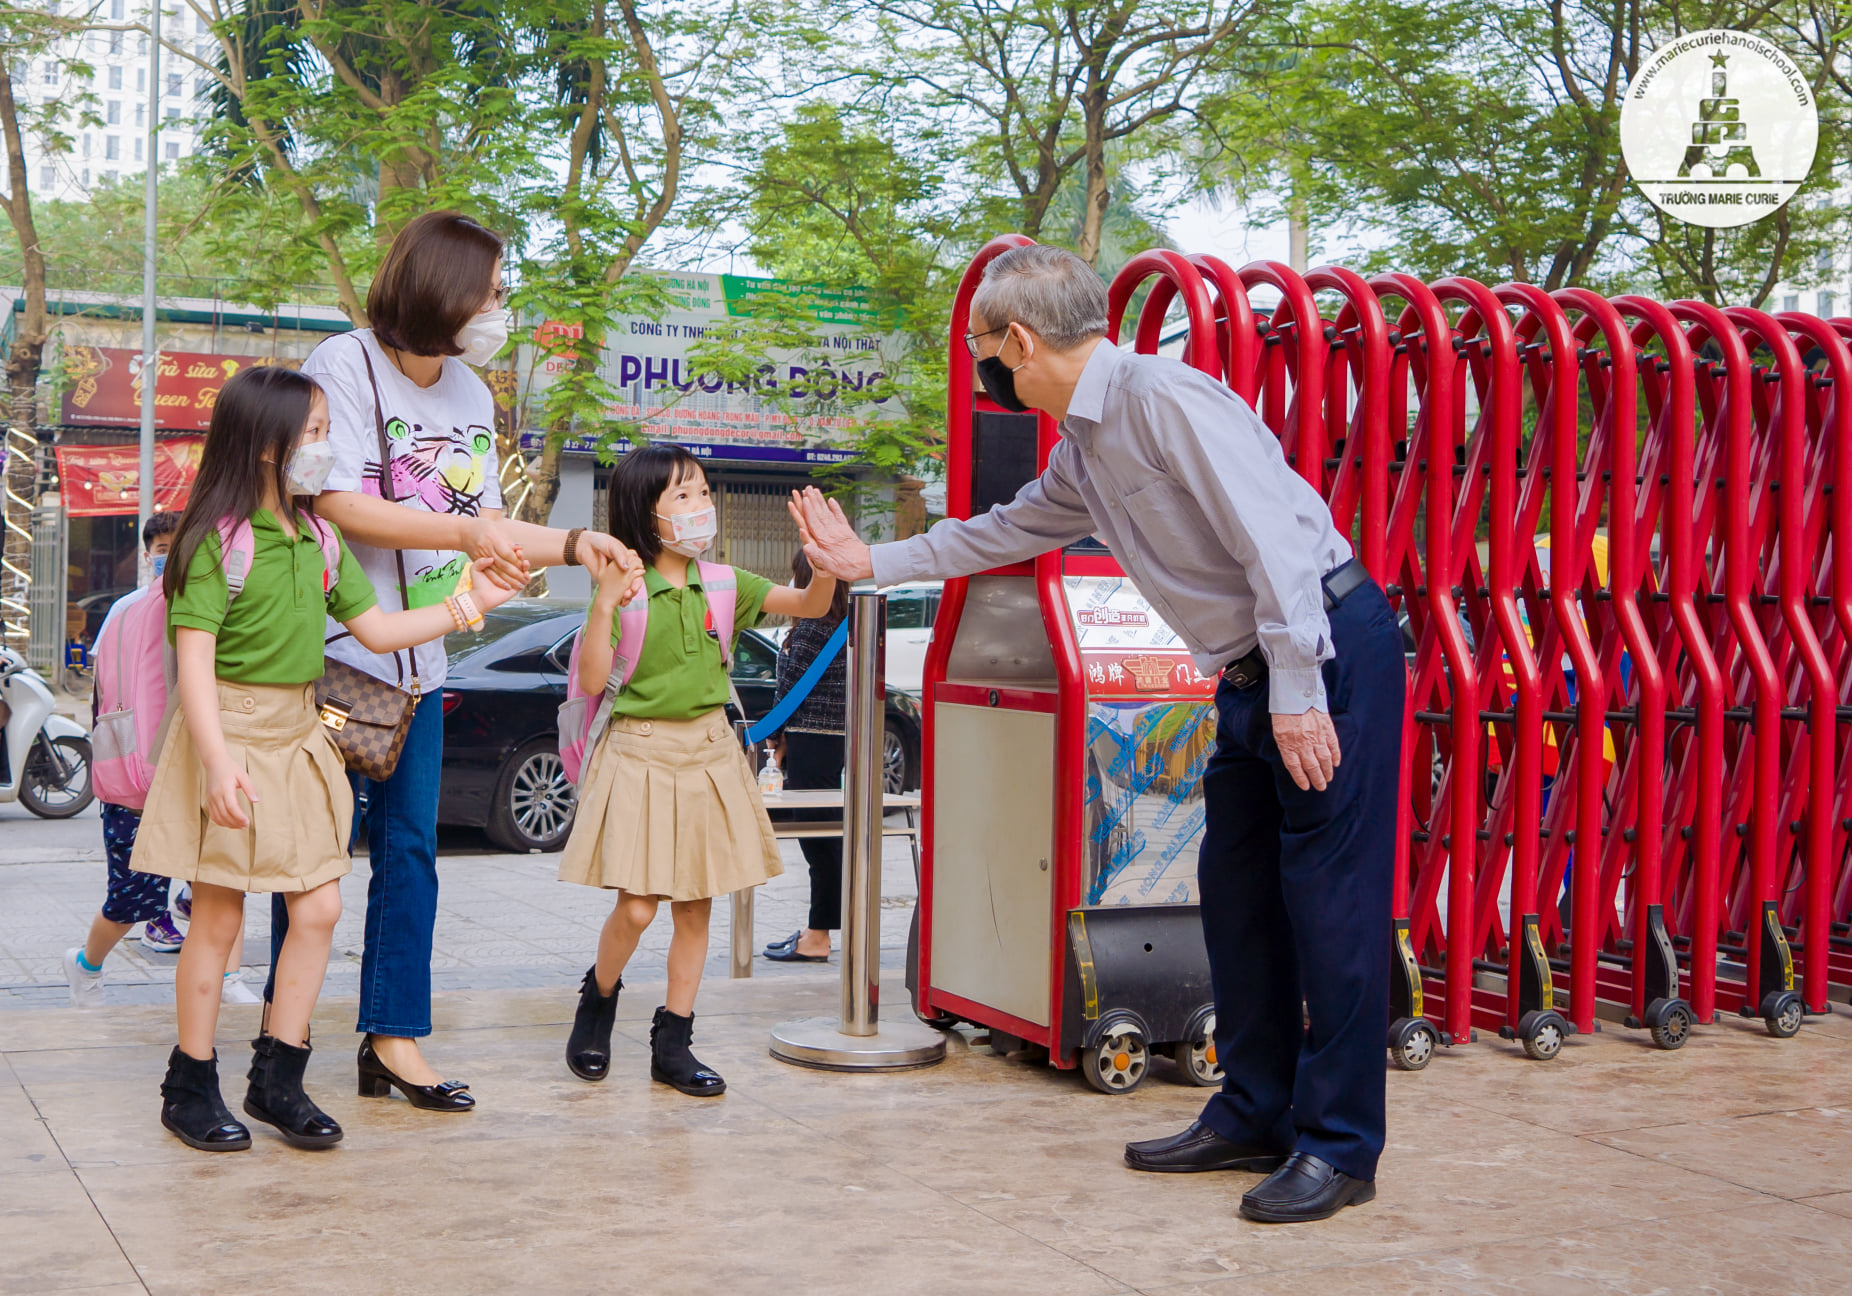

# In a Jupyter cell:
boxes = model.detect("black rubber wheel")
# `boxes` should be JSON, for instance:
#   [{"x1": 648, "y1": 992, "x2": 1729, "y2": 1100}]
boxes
[
  {"x1": 1081, "y1": 1022, "x2": 1149, "y2": 1094},
  {"x1": 1172, "y1": 1011, "x2": 1222, "y2": 1087},
  {"x1": 1761, "y1": 990, "x2": 1804, "y2": 1039},
  {"x1": 1518, "y1": 1009, "x2": 1567, "y2": 1061},
  {"x1": 485, "y1": 738, "x2": 578, "y2": 852},
  {"x1": 1388, "y1": 1017, "x2": 1437, "y2": 1072},
  {"x1": 19, "y1": 734, "x2": 94, "y2": 819},
  {"x1": 1645, "y1": 998, "x2": 1693, "y2": 1051}
]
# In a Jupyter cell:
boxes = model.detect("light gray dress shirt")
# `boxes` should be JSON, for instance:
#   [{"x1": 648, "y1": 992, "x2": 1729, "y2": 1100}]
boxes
[{"x1": 870, "y1": 339, "x2": 1352, "y2": 713}]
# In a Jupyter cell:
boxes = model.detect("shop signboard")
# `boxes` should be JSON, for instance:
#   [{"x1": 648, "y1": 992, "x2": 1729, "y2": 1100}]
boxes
[
  {"x1": 515, "y1": 273, "x2": 897, "y2": 465},
  {"x1": 60, "y1": 347, "x2": 297, "y2": 431},
  {"x1": 54, "y1": 437, "x2": 205, "y2": 517}
]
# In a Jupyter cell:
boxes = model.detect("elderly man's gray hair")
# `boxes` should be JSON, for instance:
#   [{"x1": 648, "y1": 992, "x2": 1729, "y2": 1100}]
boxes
[{"x1": 971, "y1": 245, "x2": 1111, "y2": 351}]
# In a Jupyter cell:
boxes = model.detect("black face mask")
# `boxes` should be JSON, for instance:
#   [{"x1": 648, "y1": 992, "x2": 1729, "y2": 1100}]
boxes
[{"x1": 975, "y1": 354, "x2": 1029, "y2": 412}]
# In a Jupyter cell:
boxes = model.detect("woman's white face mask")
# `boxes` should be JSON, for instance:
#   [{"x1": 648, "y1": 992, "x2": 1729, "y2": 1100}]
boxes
[{"x1": 455, "y1": 307, "x2": 511, "y2": 366}]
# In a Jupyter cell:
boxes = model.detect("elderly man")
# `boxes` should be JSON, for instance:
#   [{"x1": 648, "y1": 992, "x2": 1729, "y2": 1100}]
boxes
[{"x1": 795, "y1": 243, "x2": 1403, "y2": 1224}]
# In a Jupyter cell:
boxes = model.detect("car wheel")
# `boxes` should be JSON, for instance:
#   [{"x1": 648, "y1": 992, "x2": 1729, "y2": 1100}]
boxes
[
  {"x1": 486, "y1": 737, "x2": 578, "y2": 852},
  {"x1": 883, "y1": 718, "x2": 917, "y2": 795}
]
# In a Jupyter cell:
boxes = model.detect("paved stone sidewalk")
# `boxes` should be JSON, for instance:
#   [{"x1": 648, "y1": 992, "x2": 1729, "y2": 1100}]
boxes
[{"x1": 0, "y1": 801, "x2": 919, "y2": 1009}]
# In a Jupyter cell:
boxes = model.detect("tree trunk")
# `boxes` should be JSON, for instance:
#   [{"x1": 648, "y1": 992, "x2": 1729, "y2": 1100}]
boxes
[
  {"x1": 514, "y1": 425, "x2": 567, "y2": 527},
  {"x1": 0, "y1": 62, "x2": 50, "y2": 644},
  {"x1": 1074, "y1": 124, "x2": 1110, "y2": 267}
]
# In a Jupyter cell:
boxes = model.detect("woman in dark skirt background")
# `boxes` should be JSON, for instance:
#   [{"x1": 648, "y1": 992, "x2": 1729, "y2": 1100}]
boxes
[{"x1": 762, "y1": 550, "x2": 849, "y2": 963}]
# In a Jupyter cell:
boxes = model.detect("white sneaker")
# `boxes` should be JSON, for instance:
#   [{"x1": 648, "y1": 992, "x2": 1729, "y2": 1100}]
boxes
[
  {"x1": 63, "y1": 947, "x2": 106, "y2": 1008},
  {"x1": 221, "y1": 973, "x2": 260, "y2": 1005}
]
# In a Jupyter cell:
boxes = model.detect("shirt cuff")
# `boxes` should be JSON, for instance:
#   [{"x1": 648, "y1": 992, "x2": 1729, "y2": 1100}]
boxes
[
  {"x1": 870, "y1": 538, "x2": 927, "y2": 588},
  {"x1": 166, "y1": 611, "x2": 226, "y2": 638},
  {"x1": 1267, "y1": 665, "x2": 1327, "y2": 715}
]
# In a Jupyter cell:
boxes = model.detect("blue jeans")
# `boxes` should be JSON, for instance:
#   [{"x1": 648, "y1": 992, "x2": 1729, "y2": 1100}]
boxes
[
  {"x1": 1195, "y1": 581, "x2": 1404, "y2": 1181},
  {"x1": 267, "y1": 692, "x2": 444, "y2": 1038}
]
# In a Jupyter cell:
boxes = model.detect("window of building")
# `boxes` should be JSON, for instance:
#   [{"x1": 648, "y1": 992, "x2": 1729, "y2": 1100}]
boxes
[
  {"x1": 109, "y1": 31, "x2": 123, "y2": 54},
  {"x1": 43, "y1": 62, "x2": 57, "y2": 86},
  {"x1": 194, "y1": 76, "x2": 209, "y2": 99},
  {"x1": 82, "y1": 132, "x2": 91, "y2": 157},
  {"x1": 137, "y1": 67, "x2": 145, "y2": 92},
  {"x1": 164, "y1": 106, "x2": 179, "y2": 121},
  {"x1": 105, "y1": 135, "x2": 119, "y2": 160},
  {"x1": 80, "y1": 167, "x2": 89, "y2": 186},
  {"x1": 110, "y1": 0, "x2": 124, "y2": 16},
  {"x1": 1822, "y1": 292, "x2": 1839, "y2": 319},
  {"x1": 134, "y1": 137, "x2": 143, "y2": 161},
  {"x1": 166, "y1": 72, "x2": 181, "y2": 96},
  {"x1": 40, "y1": 165, "x2": 55, "y2": 187},
  {"x1": 106, "y1": 100, "x2": 120, "y2": 124},
  {"x1": 1783, "y1": 294, "x2": 1801, "y2": 313},
  {"x1": 103, "y1": 170, "x2": 117, "y2": 183},
  {"x1": 138, "y1": 34, "x2": 146, "y2": 55},
  {"x1": 1817, "y1": 249, "x2": 1835, "y2": 275},
  {"x1": 108, "y1": 66, "x2": 122, "y2": 90},
  {"x1": 135, "y1": 103, "x2": 145, "y2": 127},
  {"x1": 164, "y1": 141, "x2": 179, "y2": 160}
]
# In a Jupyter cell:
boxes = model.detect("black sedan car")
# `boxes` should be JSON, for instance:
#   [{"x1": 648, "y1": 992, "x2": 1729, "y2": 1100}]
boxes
[{"x1": 438, "y1": 599, "x2": 923, "y2": 853}]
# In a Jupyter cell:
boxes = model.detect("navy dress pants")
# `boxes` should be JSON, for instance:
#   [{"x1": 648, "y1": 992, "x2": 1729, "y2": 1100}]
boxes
[{"x1": 1194, "y1": 581, "x2": 1404, "y2": 1181}]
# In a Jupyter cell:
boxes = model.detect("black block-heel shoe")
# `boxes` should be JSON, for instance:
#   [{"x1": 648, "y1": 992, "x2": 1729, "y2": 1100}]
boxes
[
  {"x1": 159, "y1": 1047, "x2": 251, "y2": 1152},
  {"x1": 356, "y1": 1038, "x2": 475, "y2": 1111},
  {"x1": 566, "y1": 968, "x2": 621, "y2": 1081},
  {"x1": 244, "y1": 1035, "x2": 342, "y2": 1149},
  {"x1": 649, "y1": 1006, "x2": 726, "y2": 1097}
]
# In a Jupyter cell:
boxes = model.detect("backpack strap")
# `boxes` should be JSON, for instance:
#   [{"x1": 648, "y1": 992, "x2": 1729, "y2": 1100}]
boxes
[
  {"x1": 215, "y1": 517, "x2": 257, "y2": 609},
  {"x1": 303, "y1": 513, "x2": 341, "y2": 595},
  {"x1": 610, "y1": 599, "x2": 650, "y2": 694},
  {"x1": 696, "y1": 560, "x2": 737, "y2": 666}
]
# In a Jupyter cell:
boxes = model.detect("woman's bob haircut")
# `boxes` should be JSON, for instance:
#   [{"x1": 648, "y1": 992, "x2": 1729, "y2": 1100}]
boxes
[{"x1": 367, "y1": 211, "x2": 505, "y2": 357}]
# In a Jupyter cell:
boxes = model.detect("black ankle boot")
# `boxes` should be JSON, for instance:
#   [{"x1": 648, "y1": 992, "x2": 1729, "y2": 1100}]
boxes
[
  {"x1": 649, "y1": 1006, "x2": 725, "y2": 1096},
  {"x1": 567, "y1": 968, "x2": 622, "y2": 1082},
  {"x1": 244, "y1": 1036, "x2": 343, "y2": 1149},
  {"x1": 159, "y1": 1047, "x2": 251, "y2": 1152}
]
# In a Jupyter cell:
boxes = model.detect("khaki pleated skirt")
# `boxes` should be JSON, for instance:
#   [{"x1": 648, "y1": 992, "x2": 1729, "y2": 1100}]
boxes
[
  {"x1": 559, "y1": 710, "x2": 783, "y2": 901},
  {"x1": 130, "y1": 680, "x2": 353, "y2": 894}
]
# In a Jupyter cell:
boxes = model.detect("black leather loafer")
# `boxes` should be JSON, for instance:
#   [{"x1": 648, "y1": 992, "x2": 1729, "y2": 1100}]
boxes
[
  {"x1": 1239, "y1": 1151, "x2": 1376, "y2": 1222},
  {"x1": 1124, "y1": 1121, "x2": 1287, "y2": 1174}
]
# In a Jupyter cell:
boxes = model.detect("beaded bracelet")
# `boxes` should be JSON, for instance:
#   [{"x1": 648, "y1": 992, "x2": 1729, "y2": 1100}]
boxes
[{"x1": 444, "y1": 595, "x2": 469, "y2": 633}]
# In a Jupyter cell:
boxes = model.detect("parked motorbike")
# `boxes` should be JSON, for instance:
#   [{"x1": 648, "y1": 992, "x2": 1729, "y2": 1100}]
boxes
[{"x1": 0, "y1": 646, "x2": 94, "y2": 819}]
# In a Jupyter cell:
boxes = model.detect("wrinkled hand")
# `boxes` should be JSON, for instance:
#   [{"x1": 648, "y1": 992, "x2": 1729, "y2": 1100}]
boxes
[
  {"x1": 1273, "y1": 708, "x2": 1342, "y2": 792},
  {"x1": 577, "y1": 531, "x2": 645, "y2": 606},
  {"x1": 790, "y1": 486, "x2": 872, "y2": 582},
  {"x1": 459, "y1": 517, "x2": 529, "y2": 589},
  {"x1": 205, "y1": 759, "x2": 259, "y2": 830}
]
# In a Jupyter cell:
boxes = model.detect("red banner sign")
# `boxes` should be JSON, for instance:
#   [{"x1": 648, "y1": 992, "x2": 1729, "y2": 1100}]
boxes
[
  {"x1": 54, "y1": 437, "x2": 205, "y2": 517},
  {"x1": 59, "y1": 347, "x2": 297, "y2": 431}
]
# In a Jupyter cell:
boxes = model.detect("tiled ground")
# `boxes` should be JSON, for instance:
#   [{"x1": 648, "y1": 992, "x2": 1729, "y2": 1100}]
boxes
[{"x1": 5, "y1": 805, "x2": 1852, "y2": 1293}]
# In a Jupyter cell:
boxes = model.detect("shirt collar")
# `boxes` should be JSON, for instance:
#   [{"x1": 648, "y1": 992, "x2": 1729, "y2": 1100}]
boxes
[
  {"x1": 1059, "y1": 338, "x2": 1121, "y2": 435},
  {"x1": 643, "y1": 562, "x2": 703, "y2": 597}
]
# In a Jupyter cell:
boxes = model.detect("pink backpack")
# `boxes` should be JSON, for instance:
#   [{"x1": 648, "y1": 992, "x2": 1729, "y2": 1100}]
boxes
[
  {"x1": 557, "y1": 560, "x2": 736, "y2": 786},
  {"x1": 91, "y1": 513, "x2": 340, "y2": 809}
]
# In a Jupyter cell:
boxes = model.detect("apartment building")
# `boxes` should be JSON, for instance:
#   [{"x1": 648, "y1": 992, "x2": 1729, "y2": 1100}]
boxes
[{"x1": 12, "y1": 0, "x2": 209, "y2": 201}]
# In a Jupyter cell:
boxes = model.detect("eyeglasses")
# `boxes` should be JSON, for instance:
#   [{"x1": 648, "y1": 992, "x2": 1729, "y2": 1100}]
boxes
[
  {"x1": 963, "y1": 323, "x2": 1009, "y2": 357},
  {"x1": 490, "y1": 284, "x2": 510, "y2": 307}
]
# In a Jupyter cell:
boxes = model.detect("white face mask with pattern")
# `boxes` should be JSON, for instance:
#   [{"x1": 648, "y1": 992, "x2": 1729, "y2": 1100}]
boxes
[{"x1": 656, "y1": 505, "x2": 717, "y2": 558}]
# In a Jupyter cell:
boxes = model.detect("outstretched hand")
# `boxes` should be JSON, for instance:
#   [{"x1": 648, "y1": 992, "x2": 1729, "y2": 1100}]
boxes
[{"x1": 789, "y1": 486, "x2": 873, "y2": 583}]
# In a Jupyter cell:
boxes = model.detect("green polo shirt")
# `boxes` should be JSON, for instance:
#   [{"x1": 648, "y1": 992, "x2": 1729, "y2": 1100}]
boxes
[
  {"x1": 168, "y1": 509, "x2": 378, "y2": 684},
  {"x1": 602, "y1": 562, "x2": 774, "y2": 720}
]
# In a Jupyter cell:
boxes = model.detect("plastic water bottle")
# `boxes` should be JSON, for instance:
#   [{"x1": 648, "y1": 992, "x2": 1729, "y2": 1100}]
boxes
[{"x1": 759, "y1": 752, "x2": 784, "y2": 796}]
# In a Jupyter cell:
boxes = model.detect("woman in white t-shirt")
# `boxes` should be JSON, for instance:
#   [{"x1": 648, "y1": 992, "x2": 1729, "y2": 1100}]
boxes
[{"x1": 262, "y1": 211, "x2": 639, "y2": 1111}]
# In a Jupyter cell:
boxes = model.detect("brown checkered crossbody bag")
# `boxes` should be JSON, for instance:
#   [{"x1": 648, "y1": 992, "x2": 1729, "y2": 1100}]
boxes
[{"x1": 314, "y1": 340, "x2": 419, "y2": 782}]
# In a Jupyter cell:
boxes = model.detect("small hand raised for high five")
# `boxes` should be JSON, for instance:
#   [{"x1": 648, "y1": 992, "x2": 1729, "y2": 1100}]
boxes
[{"x1": 789, "y1": 486, "x2": 873, "y2": 583}]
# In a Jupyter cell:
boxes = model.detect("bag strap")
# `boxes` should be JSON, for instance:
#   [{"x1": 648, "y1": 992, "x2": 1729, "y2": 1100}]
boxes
[
  {"x1": 744, "y1": 617, "x2": 847, "y2": 744},
  {"x1": 216, "y1": 517, "x2": 256, "y2": 607},
  {"x1": 610, "y1": 599, "x2": 650, "y2": 694},
  {"x1": 333, "y1": 334, "x2": 415, "y2": 693},
  {"x1": 695, "y1": 560, "x2": 737, "y2": 666}
]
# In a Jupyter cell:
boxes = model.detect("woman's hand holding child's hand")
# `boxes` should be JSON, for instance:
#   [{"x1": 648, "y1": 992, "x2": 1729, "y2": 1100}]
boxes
[
  {"x1": 205, "y1": 758, "x2": 260, "y2": 830},
  {"x1": 596, "y1": 548, "x2": 646, "y2": 606},
  {"x1": 575, "y1": 532, "x2": 645, "y2": 605}
]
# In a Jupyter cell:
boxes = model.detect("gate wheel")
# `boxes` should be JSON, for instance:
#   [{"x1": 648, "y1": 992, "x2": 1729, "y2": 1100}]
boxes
[
  {"x1": 1081, "y1": 1024, "x2": 1149, "y2": 1094},
  {"x1": 1517, "y1": 1010, "x2": 1566, "y2": 1061},
  {"x1": 1388, "y1": 1017, "x2": 1437, "y2": 1072},
  {"x1": 1644, "y1": 998, "x2": 1693, "y2": 1051},
  {"x1": 1760, "y1": 991, "x2": 1804, "y2": 1040}
]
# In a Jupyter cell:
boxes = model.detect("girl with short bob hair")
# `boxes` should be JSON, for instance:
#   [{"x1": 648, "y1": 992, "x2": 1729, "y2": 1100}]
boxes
[
  {"x1": 558, "y1": 444, "x2": 841, "y2": 1096},
  {"x1": 136, "y1": 365, "x2": 523, "y2": 1153}
]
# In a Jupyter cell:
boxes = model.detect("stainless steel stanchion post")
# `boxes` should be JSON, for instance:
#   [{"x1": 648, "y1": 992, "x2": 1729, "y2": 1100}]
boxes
[
  {"x1": 770, "y1": 586, "x2": 946, "y2": 1070},
  {"x1": 731, "y1": 716, "x2": 754, "y2": 979}
]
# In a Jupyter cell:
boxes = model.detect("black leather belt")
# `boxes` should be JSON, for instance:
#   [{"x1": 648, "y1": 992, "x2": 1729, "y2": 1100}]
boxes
[{"x1": 1221, "y1": 558, "x2": 1370, "y2": 689}]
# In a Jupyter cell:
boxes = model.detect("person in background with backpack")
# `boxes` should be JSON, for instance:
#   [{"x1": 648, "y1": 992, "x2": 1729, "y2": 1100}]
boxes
[
  {"x1": 131, "y1": 365, "x2": 525, "y2": 1154},
  {"x1": 761, "y1": 547, "x2": 850, "y2": 964},
  {"x1": 62, "y1": 510, "x2": 254, "y2": 1004},
  {"x1": 558, "y1": 445, "x2": 838, "y2": 1096}
]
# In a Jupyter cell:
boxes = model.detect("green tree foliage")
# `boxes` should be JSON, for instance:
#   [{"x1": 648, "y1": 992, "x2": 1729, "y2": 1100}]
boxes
[{"x1": 1193, "y1": 0, "x2": 1847, "y2": 304}]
